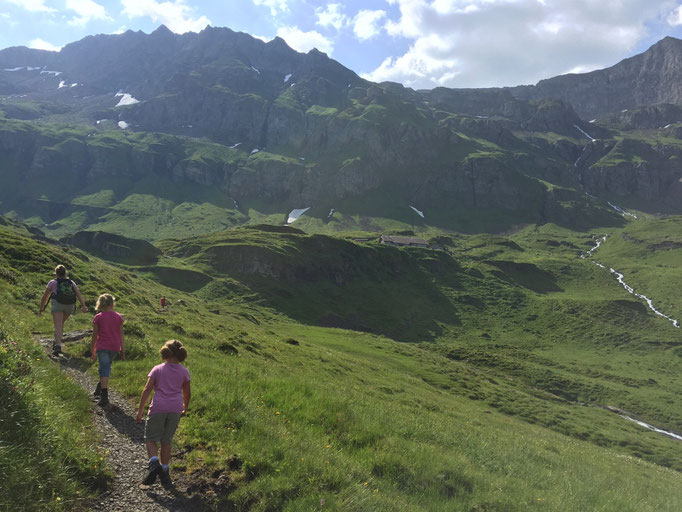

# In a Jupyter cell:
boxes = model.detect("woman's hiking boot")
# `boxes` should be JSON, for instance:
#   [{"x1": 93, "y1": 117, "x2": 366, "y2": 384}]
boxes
[
  {"x1": 159, "y1": 467, "x2": 172, "y2": 488},
  {"x1": 97, "y1": 388, "x2": 109, "y2": 407},
  {"x1": 143, "y1": 459, "x2": 162, "y2": 485},
  {"x1": 93, "y1": 382, "x2": 101, "y2": 400}
]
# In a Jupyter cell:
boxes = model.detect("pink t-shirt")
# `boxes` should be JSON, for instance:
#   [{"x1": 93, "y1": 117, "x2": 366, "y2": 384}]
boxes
[
  {"x1": 148, "y1": 363, "x2": 191, "y2": 415},
  {"x1": 92, "y1": 311, "x2": 125, "y2": 351}
]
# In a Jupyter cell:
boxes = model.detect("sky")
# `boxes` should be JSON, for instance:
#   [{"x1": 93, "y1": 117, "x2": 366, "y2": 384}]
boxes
[{"x1": 3, "y1": 0, "x2": 682, "y2": 89}]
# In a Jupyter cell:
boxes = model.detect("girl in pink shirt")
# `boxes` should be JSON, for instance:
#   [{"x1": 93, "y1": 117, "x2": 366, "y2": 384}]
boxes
[
  {"x1": 136, "y1": 340, "x2": 191, "y2": 487},
  {"x1": 90, "y1": 294, "x2": 125, "y2": 406}
]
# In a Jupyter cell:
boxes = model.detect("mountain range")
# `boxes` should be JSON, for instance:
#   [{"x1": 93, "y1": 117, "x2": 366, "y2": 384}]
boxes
[{"x1": 2, "y1": 26, "x2": 682, "y2": 239}]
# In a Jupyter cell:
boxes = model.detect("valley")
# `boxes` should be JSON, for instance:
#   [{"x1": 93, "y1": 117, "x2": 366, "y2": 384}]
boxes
[
  {"x1": 1, "y1": 212, "x2": 681, "y2": 511},
  {"x1": 1, "y1": 25, "x2": 681, "y2": 512}
]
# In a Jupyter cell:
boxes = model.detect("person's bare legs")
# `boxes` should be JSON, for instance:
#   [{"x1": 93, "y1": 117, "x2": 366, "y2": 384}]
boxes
[
  {"x1": 160, "y1": 442, "x2": 171, "y2": 465},
  {"x1": 51, "y1": 311, "x2": 64, "y2": 347},
  {"x1": 146, "y1": 441, "x2": 159, "y2": 459}
]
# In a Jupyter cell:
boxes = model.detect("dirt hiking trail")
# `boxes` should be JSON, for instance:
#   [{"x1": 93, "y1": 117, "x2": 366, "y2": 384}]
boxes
[{"x1": 36, "y1": 331, "x2": 210, "y2": 512}]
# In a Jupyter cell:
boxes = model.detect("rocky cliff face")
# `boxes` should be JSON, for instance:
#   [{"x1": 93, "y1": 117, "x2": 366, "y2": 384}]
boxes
[
  {"x1": 509, "y1": 37, "x2": 682, "y2": 119},
  {"x1": 1, "y1": 27, "x2": 681, "y2": 233}
]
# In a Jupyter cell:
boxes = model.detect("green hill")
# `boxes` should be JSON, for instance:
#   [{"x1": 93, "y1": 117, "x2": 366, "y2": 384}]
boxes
[{"x1": 2, "y1": 215, "x2": 681, "y2": 510}]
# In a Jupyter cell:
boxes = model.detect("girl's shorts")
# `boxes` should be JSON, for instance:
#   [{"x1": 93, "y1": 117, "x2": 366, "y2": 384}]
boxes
[
  {"x1": 51, "y1": 301, "x2": 75, "y2": 314},
  {"x1": 144, "y1": 413, "x2": 181, "y2": 444},
  {"x1": 96, "y1": 350, "x2": 118, "y2": 377}
]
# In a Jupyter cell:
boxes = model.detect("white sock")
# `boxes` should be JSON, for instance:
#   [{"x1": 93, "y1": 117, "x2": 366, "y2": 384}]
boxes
[
  {"x1": 161, "y1": 464, "x2": 169, "y2": 472},
  {"x1": 149, "y1": 456, "x2": 159, "y2": 463}
]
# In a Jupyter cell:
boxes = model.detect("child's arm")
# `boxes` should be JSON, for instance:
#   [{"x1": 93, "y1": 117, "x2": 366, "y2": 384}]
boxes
[
  {"x1": 181, "y1": 381, "x2": 191, "y2": 416},
  {"x1": 136, "y1": 377, "x2": 155, "y2": 423},
  {"x1": 90, "y1": 324, "x2": 99, "y2": 361},
  {"x1": 119, "y1": 323, "x2": 126, "y2": 360}
]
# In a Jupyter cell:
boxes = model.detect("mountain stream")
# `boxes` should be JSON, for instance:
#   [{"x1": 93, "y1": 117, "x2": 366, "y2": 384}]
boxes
[
  {"x1": 581, "y1": 235, "x2": 679, "y2": 328},
  {"x1": 581, "y1": 236, "x2": 681, "y2": 441}
]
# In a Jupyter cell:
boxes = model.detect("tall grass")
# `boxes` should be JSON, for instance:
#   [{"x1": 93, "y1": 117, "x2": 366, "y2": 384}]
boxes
[{"x1": 0, "y1": 311, "x2": 108, "y2": 511}]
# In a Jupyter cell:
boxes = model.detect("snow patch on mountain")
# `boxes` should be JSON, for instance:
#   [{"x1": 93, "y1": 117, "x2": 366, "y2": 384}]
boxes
[
  {"x1": 287, "y1": 207, "x2": 311, "y2": 224},
  {"x1": 573, "y1": 124, "x2": 595, "y2": 142},
  {"x1": 115, "y1": 92, "x2": 140, "y2": 107},
  {"x1": 409, "y1": 206, "x2": 424, "y2": 218}
]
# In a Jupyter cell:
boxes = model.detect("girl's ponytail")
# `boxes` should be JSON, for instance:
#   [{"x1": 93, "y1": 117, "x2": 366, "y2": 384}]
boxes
[
  {"x1": 95, "y1": 293, "x2": 115, "y2": 312},
  {"x1": 160, "y1": 339, "x2": 187, "y2": 362}
]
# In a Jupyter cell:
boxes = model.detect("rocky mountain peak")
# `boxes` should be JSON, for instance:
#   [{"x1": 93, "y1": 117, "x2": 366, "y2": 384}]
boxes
[{"x1": 510, "y1": 36, "x2": 682, "y2": 118}]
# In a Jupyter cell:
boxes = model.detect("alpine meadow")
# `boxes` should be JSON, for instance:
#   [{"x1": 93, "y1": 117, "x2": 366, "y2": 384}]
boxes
[{"x1": 1, "y1": 21, "x2": 681, "y2": 512}]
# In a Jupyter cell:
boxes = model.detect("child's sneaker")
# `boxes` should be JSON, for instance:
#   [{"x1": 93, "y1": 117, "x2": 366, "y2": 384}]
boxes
[
  {"x1": 159, "y1": 467, "x2": 172, "y2": 488},
  {"x1": 52, "y1": 344, "x2": 62, "y2": 357},
  {"x1": 97, "y1": 388, "x2": 109, "y2": 407},
  {"x1": 143, "y1": 459, "x2": 161, "y2": 485}
]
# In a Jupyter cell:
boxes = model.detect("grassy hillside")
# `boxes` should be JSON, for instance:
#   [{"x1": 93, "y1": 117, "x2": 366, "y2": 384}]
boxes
[{"x1": 1, "y1": 216, "x2": 682, "y2": 510}]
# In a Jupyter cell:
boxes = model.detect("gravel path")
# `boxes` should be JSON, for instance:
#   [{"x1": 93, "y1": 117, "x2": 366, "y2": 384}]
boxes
[{"x1": 37, "y1": 331, "x2": 206, "y2": 512}]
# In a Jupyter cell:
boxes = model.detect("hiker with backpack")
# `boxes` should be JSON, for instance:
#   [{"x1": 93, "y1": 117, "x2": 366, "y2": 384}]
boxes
[
  {"x1": 91, "y1": 293, "x2": 125, "y2": 406},
  {"x1": 38, "y1": 265, "x2": 88, "y2": 356}
]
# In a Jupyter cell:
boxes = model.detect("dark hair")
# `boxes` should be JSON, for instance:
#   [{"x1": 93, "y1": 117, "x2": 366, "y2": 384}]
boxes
[
  {"x1": 55, "y1": 265, "x2": 67, "y2": 277},
  {"x1": 160, "y1": 339, "x2": 187, "y2": 362}
]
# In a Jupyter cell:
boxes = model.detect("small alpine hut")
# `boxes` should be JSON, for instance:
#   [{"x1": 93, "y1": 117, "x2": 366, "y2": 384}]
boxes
[{"x1": 380, "y1": 235, "x2": 429, "y2": 248}]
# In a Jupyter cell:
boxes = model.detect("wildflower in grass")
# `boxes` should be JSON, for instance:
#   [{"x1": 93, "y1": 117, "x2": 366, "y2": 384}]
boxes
[
  {"x1": 326, "y1": 444, "x2": 331, "y2": 448},
  {"x1": 363, "y1": 482, "x2": 368, "y2": 487},
  {"x1": 275, "y1": 411, "x2": 280, "y2": 415}
]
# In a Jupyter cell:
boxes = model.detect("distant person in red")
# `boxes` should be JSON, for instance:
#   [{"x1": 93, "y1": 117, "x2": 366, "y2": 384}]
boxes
[
  {"x1": 91, "y1": 293, "x2": 125, "y2": 407},
  {"x1": 161, "y1": 296, "x2": 166, "y2": 309}
]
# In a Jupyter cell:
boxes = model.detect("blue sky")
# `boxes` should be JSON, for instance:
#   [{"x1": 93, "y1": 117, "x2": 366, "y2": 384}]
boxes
[{"x1": 3, "y1": 0, "x2": 682, "y2": 89}]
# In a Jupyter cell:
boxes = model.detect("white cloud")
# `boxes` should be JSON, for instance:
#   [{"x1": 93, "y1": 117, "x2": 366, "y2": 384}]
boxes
[
  {"x1": 66, "y1": 0, "x2": 111, "y2": 26},
  {"x1": 276, "y1": 26, "x2": 333, "y2": 55},
  {"x1": 353, "y1": 9, "x2": 386, "y2": 41},
  {"x1": 7, "y1": 0, "x2": 55, "y2": 13},
  {"x1": 369, "y1": 0, "x2": 679, "y2": 89},
  {"x1": 316, "y1": 3, "x2": 347, "y2": 30},
  {"x1": 121, "y1": 0, "x2": 211, "y2": 34},
  {"x1": 29, "y1": 38, "x2": 62, "y2": 51},
  {"x1": 253, "y1": 0, "x2": 288, "y2": 16},
  {"x1": 667, "y1": 5, "x2": 682, "y2": 26}
]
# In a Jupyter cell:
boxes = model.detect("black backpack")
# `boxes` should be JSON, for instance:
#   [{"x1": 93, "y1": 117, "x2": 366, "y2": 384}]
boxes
[{"x1": 54, "y1": 278, "x2": 77, "y2": 305}]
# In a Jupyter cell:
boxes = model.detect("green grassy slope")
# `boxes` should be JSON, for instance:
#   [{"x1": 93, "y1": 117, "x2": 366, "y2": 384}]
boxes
[{"x1": 1, "y1": 216, "x2": 681, "y2": 510}]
